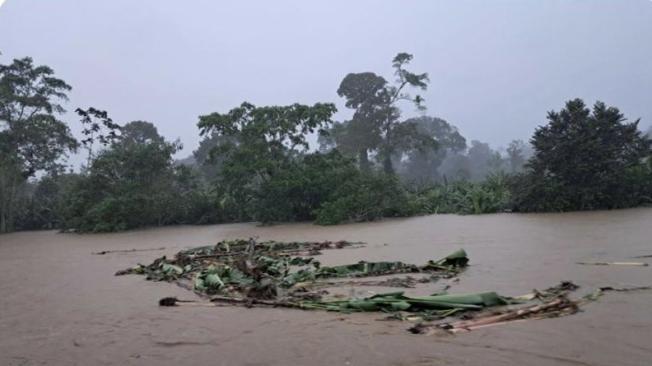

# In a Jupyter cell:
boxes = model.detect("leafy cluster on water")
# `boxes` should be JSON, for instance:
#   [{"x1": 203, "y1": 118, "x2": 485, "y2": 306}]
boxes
[
  {"x1": 119, "y1": 239, "x2": 597, "y2": 334},
  {"x1": 117, "y1": 238, "x2": 473, "y2": 314},
  {"x1": 2, "y1": 53, "x2": 651, "y2": 233}
]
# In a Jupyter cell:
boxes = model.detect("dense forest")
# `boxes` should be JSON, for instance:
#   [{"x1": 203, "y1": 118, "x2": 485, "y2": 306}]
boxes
[{"x1": 1, "y1": 53, "x2": 651, "y2": 233}]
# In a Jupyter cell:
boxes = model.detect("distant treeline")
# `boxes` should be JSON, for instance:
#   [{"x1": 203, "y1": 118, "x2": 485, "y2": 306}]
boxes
[{"x1": 1, "y1": 53, "x2": 651, "y2": 233}]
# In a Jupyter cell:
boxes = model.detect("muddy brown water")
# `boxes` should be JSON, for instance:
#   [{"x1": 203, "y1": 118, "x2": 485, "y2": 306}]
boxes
[{"x1": 1, "y1": 208, "x2": 651, "y2": 366}]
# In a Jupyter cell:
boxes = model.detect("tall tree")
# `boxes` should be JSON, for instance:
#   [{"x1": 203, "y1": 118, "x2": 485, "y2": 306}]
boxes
[
  {"x1": 197, "y1": 102, "x2": 336, "y2": 220},
  {"x1": 318, "y1": 119, "x2": 380, "y2": 170},
  {"x1": 0, "y1": 57, "x2": 77, "y2": 233},
  {"x1": 336, "y1": 53, "x2": 433, "y2": 173},
  {"x1": 334, "y1": 72, "x2": 386, "y2": 170},
  {"x1": 512, "y1": 99, "x2": 651, "y2": 211},
  {"x1": 506, "y1": 139, "x2": 526, "y2": 173},
  {"x1": 467, "y1": 140, "x2": 499, "y2": 181},
  {"x1": 120, "y1": 120, "x2": 163, "y2": 146},
  {"x1": 61, "y1": 121, "x2": 186, "y2": 231},
  {"x1": 192, "y1": 132, "x2": 234, "y2": 181},
  {"x1": 401, "y1": 116, "x2": 466, "y2": 183}
]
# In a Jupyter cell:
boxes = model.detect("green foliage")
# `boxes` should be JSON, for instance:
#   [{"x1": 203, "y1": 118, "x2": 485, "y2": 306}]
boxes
[
  {"x1": 197, "y1": 102, "x2": 337, "y2": 222},
  {"x1": 506, "y1": 139, "x2": 527, "y2": 173},
  {"x1": 467, "y1": 140, "x2": 504, "y2": 181},
  {"x1": 7, "y1": 54, "x2": 652, "y2": 234},
  {"x1": 315, "y1": 172, "x2": 410, "y2": 225},
  {"x1": 14, "y1": 171, "x2": 80, "y2": 231},
  {"x1": 334, "y1": 53, "x2": 434, "y2": 173},
  {"x1": 511, "y1": 99, "x2": 652, "y2": 212},
  {"x1": 254, "y1": 151, "x2": 359, "y2": 223},
  {"x1": 408, "y1": 173, "x2": 510, "y2": 215},
  {"x1": 0, "y1": 56, "x2": 77, "y2": 232},
  {"x1": 192, "y1": 132, "x2": 232, "y2": 181},
  {"x1": 60, "y1": 121, "x2": 220, "y2": 232},
  {"x1": 76, "y1": 107, "x2": 121, "y2": 166},
  {"x1": 401, "y1": 116, "x2": 467, "y2": 183},
  {"x1": 193, "y1": 99, "x2": 511, "y2": 227}
]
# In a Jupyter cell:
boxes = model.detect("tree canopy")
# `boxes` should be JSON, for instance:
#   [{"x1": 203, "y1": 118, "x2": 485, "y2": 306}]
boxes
[
  {"x1": 512, "y1": 99, "x2": 651, "y2": 211},
  {"x1": 4, "y1": 54, "x2": 652, "y2": 233},
  {"x1": 0, "y1": 57, "x2": 77, "y2": 232},
  {"x1": 333, "y1": 53, "x2": 434, "y2": 173},
  {"x1": 401, "y1": 116, "x2": 467, "y2": 183},
  {"x1": 59, "y1": 121, "x2": 199, "y2": 231},
  {"x1": 197, "y1": 102, "x2": 337, "y2": 221}
]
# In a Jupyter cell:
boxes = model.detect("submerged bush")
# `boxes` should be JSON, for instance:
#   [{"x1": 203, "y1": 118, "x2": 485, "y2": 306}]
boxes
[
  {"x1": 58, "y1": 122, "x2": 223, "y2": 232},
  {"x1": 315, "y1": 172, "x2": 411, "y2": 225},
  {"x1": 407, "y1": 173, "x2": 510, "y2": 215},
  {"x1": 13, "y1": 173, "x2": 80, "y2": 231},
  {"x1": 252, "y1": 151, "x2": 360, "y2": 224}
]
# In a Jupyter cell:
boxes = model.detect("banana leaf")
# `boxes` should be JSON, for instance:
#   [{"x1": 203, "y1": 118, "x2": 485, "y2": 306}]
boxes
[
  {"x1": 193, "y1": 264, "x2": 255, "y2": 292},
  {"x1": 161, "y1": 263, "x2": 184, "y2": 275},
  {"x1": 315, "y1": 261, "x2": 420, "y2": 279},
  {"x1": 204, "y1": 273, "x2": 224, "y2": 289},
  {"x1": 312, "y1": 249, "x2": 468, "y2": 280},
  {"x1": 302, "y1": 290, "x2": 508, "y2": 313}
]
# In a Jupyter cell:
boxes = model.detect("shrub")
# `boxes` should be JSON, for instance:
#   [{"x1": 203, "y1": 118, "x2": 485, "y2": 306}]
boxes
[{"x1": 315, "y1": 172, "x2": 410, "y2": 225}]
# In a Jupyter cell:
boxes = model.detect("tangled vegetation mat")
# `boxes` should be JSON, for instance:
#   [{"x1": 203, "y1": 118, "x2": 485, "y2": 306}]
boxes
[{"x1": 116, "y1": 238, "x2": 649, "y2": 335}]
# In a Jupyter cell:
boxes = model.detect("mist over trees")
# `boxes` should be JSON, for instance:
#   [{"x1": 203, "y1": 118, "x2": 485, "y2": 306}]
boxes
[
  {"x1": 398, "y1": 116, "x2": 466, "y2": 183},
  {"x1": 326, "y1": 53, "x2": 434, "y2": 174},
  {"x1": 1, "y1": 53, "x2": 651, "y2": 233},
  {"x1": 320, "y1": 54, "x2": 522, "y2": 185}
]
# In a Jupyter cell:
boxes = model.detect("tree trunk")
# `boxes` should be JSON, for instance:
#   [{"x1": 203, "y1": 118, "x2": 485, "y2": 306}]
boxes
[
  {"x1": 0, "y1": 168, "x2": 8, "y2": 233},
  {"x1": 358, "y1": 149, "x2": 370, "y2": 171},
  {"x1": 382, "y1": 122, "x2": 394, "y2": 174},
  {"x1": 0, "y1": 189, "x2": 12, "y2": 234},
  {"x1": 382, "y1": 154, "x2": 394, "y2": 174},
  {"x1": 0, "y1": 211, "x2": 6, "y2": 234},
  {"x1": 5, "y1": 173, "x2": 17, "y2": 233},
  {"x1": 0, "y1": 165, "x2": 20, "y2": 233}
]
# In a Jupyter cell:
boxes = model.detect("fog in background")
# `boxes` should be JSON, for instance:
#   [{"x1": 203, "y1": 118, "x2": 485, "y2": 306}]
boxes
[{"x1": 1, "y1": 0, "x2": 651, "y2": 164}]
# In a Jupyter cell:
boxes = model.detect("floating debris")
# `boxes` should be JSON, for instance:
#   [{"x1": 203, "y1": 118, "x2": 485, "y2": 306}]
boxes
[
  {"x1": 408, "y1": 281, "x2": 581, "y2": 334},
  {"x1": 598, "y1": 285, "x2": 651, "y2": 292},
  {"x1": 296, "y1": 291, "x2": 508, "y2": 313},
  {"x1": 117, "y1": 239, "x2": 468, "y2": 302},
  {"x1": 158, "y1": 297, "x2": 213, "y2": 307},
  {"x1": 576, "y1": 261, "x2": 648, "y2": 267},
  {"x1": 413, "y1": 296, "x2": 579, "y2": 335},
  {"x1": 159, "y1": 297, "x2": 188, "y2": 306},
  {"x1": 408, "y1": 282, "x2": 652, "y2": 335},
  {"x1": 582, "y1": 285, "x2": 652, "y2": 301},
  {"x1": 93, "y1": 247, "x2": 167, "y2": 255},
  {"x1": 120, "y1": 243, "x2": 651, "y2": 336}
]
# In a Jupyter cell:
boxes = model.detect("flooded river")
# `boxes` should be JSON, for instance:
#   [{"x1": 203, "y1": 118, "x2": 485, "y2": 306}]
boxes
[{"x1": 1, "y1": 208, "x2": 651, "y2": 365}]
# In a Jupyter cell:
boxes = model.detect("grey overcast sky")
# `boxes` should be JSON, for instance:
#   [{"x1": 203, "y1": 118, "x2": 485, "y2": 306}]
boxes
[{"x1": 1, "y1": 0, "x2": 651, "y2": 161}]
